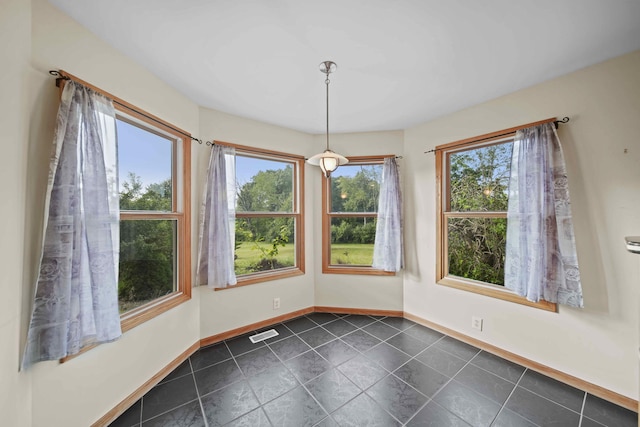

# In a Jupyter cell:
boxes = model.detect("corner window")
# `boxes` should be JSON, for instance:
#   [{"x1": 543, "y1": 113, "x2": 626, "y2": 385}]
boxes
[
  {"x1": 436, "y1": 132, "x2": 555, "y2": 310},
  {"x1": 229, "y1": 144, "x2": 305, "y2": 285},
  {"x1": 321, "y1": 156, "x2": 393, "y2": 275},
  {"x1": 116, "y1": 109, "x2": 191, "y2": 330}
]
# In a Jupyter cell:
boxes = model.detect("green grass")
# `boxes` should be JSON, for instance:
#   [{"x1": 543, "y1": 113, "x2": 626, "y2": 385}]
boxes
[
  {"x1": 234, "y1": 242, "x2": 295, "y2": 275},
  {"x1": 330, "y1": 243, "x2": 374, "y2": 265}
]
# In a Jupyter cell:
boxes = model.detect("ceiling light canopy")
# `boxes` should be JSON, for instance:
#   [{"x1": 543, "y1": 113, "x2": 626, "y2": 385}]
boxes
[{"x1": 307, "y1": 61, "x2": 348, "y2": 177}]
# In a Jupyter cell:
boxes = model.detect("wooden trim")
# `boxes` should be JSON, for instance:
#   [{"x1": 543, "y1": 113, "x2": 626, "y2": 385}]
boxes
[
  {"x1": 435, "y1": 117, "x2": 556, "y2": 152},
  {"x1": 199, "y1": 307, "x2": 314, "y2": 347},
  {"x1": 214, "y1": 140, "x2": 305, "y2": 161},
  {"x1": 403, "y1": 312, "x2": 638, "y2": 412},
  {"x1": 314, "y1": 306, "x2": 404, "y2": 317},
  {"x1": 327, "y1": 212, "x2": 378, "y2": 218},
  {"x1": 90, "y1": 341, "x2": 200, "y2": 427},
  {"x1": 437, "y1": 277, "x2": 557, "y2": 312},
  {"x1": 343, "y1": 155, "x2": 395, "y2": 163},
  {"x1": 214, "y1": 269, "x2": 305, "y2": 291},
  {"x1": 322, "y1": 265, "x2": 395, "y2": 276},
  {"x1": 120, "y1": 212, "x2": 182, "y2": 220},
  {"x1": 444, "y1": 212, "x2": 508, "y2": 219}
]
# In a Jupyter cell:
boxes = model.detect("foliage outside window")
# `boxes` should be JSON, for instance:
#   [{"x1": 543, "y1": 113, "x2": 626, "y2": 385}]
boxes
[
  {"x1": 230, "y1": 146, "x2": 304, "y2": 285},
  {"x1": 436, "y1": 131, "x2": 555, "y2": 310},
  {"x1": 322, "y1": 156, "x2": 393, "y2": 275},
  {"x1": 116, "y1": 111, "x2": 191, "y2": 330}
]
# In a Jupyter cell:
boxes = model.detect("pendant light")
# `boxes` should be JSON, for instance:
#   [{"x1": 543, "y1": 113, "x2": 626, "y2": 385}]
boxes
[{"x1": 307, "y1": 61, "x2": 348, "y2": 177}]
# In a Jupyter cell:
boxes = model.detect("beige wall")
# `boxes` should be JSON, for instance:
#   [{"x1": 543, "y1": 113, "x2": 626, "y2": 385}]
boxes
[
  {"x1": 1, "y1": 0, "x2": 33, "y2": 426},
  {"x1": 197, "y1": 108, "x2": 316, "y2": 337},
  {"x1": 312, "y1": 131, "x2": 405, "y2": 311},
  {"x1": 403, "y1": 50, "x2": 640, "y2": 399},
  {"x1": 23, "y1": 1, "x2": 202, "y2": 426}
]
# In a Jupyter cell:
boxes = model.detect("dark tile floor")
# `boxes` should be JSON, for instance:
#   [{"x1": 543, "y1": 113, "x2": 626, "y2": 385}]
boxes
[{"x1": 109, "y1": 313, "x2": 637, "y2": 427}]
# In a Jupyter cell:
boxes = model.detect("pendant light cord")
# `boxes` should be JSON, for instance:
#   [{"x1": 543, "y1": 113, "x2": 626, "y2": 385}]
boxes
[{"x1": 325, "y1": 74, "x2": 330, "y2": 151}]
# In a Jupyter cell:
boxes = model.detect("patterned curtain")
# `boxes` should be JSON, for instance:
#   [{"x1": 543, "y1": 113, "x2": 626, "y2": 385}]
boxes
[
  {"x1": 505, "y1": 123, "x2": 583, "y2": 307},
  {"x1": 23, "y1": 81, "x2": 122, "y2": 368},
  {"x1": 197, "y1": 145, "x2": 237, "y2": 288},
  {"x1": 372, "y1": 157, "x2": 404, "y2": 272}
]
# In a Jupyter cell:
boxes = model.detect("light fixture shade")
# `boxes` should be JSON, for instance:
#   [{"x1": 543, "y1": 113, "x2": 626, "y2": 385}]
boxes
[{"x1": 307, "y1": 150, "x2": 349, "y2": 177}]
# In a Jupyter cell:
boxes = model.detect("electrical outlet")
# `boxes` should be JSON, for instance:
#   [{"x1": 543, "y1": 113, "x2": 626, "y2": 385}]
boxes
[
  {"x1": 273, "y1": 297, "x2": 280, "y2": 310},
  {"x1": 472, "y1": 316, "x2": 483, "y2": 331}
]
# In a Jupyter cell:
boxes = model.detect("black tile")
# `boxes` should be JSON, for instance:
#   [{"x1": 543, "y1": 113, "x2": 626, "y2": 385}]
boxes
[
  {"x1": 235, "y1": 346, "x2": 281, "y2": 377},
  {"x1": 321, "y1": 318, "x2": 357, "y2": 337},
  {"x1": 262, "y1": 386, "x2": 327, "y2": 427},
  {"x1": 366, "y1": 374, "x2": 429, "y2": 423},
  {"x1": 341, "y1": 329, "x2": 381, "y2": 352},
  {"x1": 253, "y1": 323, "x2": 293, "y2": 344},
  {"x1": 416, "y1": 346, "x2": 466, "y2": 377},
  {"x1": 380, "y1": 316, "x2": 416, "y2": 331},
  {"x1": 298, "y1": 326, "x2": 337, "y2": 348},
  {"x1": 386, "y1": 332, "x2": 430, "y2": 356},
  {"x1": 283, "y1": 316, "x2": 317, "y2": 333},
  {"x1": 583, "y1": 393, "x2": 637, "y2": 427},
  {"x1": 406, "y1": 401, "x2": 472, "y2": 427},
  {"x1": 331, "y1": 393, "x2": 401, "y2": 427},
  {"x1": 193, "y1": 358, "x2": 243, "y2": 396},
  {"x1": 268, "y1": 335, "x2": 311, "y2": 361},
  {"x1": 491, "y1": 408, "x2": 538, "y2": 427},
  {"x1": 434, "y1": 337, "x2": 480, "y2": 361},
  {"x1": 246, "y1": 363, "x2": 299, "y2": 404},
  {"x1": 364, "y1": 342, "x2": 411, "y2": 372},
  {"x1": 158, "y1": 360, "x2": 192, "y2": 385},
  {"x1": 285, "y1": 350, "x2": 332, "y2": 384},
  {"x1": 470, "y1": 351, "x2": 525, "y2": 384},
  {"x1": 519, "y1": 369, "x2": 584, "y2": 412},
  {"x1": 109, "y1": 399, "x2": 141, "y2": 427},
  {"x1": 190, "y1": 343, "x2": 231, "y2": 372},
  {"x1": 363, "y1": 321, "x2": 400, "y2": 340},
  {"x1": 306, "y1": 312, "x2": 339, "y2": 325},
  {"x1": 403, "y1": 324, "x2": 444, "y2": 345},
  {"x1": 580, "y1": 416, "x2": 607, "y2": 427},
  {"x1": 454, "y1": 364, "x2": 515, "y2": 405},
  {"x1": 200, "y1": 380, "x2": 260, "y2": 426},
  {"x1": 315, "y1": 339, "x2": 359, "y2": 366},
  {"x1": 313, "y1": 416, "x2": 338, "y2": 426},
  {"x1": 342, "y1": 314, "x2": 376, "y2": 328},
  {"x1": 141, "y1": 400, "x2": 204, "y2": 427},
  {"x1": 337, "y1": 354, "x2": 388, "y2": 390},
  {"x1": 225, "y1": 333, "x2": 265, "y2": 357},
  {"x1": 224, "y1": 407, "x2": 272, "y2": 427},
  {"x1": 433, "y1": 380, "x2": 502, "y2": 427},
  {"x1": 306, "y1": 369, "x2": 361, "y2": 412},
  {"x1": 393, "y1": 359, "x2": 449, "y2": 397},
  {"x1": 142, "y1": 375, "x2": 199, "y2": 421},
  {"x1": 504, "y1": 386, "x2": 580, "y2": 427}
]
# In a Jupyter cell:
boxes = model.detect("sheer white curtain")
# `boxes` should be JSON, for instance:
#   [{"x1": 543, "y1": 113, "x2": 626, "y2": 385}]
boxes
[
  {"x1": 197, "y1": 145, "x2": 237, "y2": 288},
  {"x1": 23, "y1": 81, "x2": 122, "y2": 368},
  {"x1": 372, "y1": 157, "x2": 404, "y2": 272},
  {"x1": 505, "y1": 123, "x2": 583, "y2": 307}
]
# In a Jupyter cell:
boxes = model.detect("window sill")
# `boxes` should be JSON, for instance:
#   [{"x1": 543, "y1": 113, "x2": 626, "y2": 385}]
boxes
[
  {"x1": 214, "y1": 267, "x2": 305, "y2": 291},
  {"x1": 437, "y1": 276, "x2": 557, "y2": 312},
  {"x1": 322, "y1": 265, "x2": 396, "y2": 276}
]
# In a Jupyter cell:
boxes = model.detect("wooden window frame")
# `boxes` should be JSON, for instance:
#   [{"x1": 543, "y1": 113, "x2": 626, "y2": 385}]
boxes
[
  {"x1": 435, "y1": 120, "x2": 557, "y2": 312},
  {"x1": 214, "y1": 140, "x2": 305, "y2": 289},
  {"x1": 57, "y1": 71, "x2": 192, "y2": 335},
  {"x1": 321, "y1": 155, "x2": 395, "y2": 276}
]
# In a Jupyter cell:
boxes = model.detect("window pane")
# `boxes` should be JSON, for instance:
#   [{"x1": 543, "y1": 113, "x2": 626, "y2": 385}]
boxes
[
  {"x1": 449, "y1": 142, "x2": 512, "y2": 212},
  {"x1": 119, "y1": 219, "x2": 177, "y2": 313},
  {"x1": 447, "y1": 217, "x2": 506, "y2": 286},
  {"x1": 234, "y1": 217, "x2": 296, "y2": 275},
  {"x1": 117, "y1": 118, "x2": 173, "y2": 211},
  {"x1": 330, "y1": 164, "x2": 382, "y2": 213},
  {"x1": 330, "y1": 217, "x2": 377, "y2": 265},
  {"x1": 235, "y1": 156, "x2": 294, "y2": 212}
]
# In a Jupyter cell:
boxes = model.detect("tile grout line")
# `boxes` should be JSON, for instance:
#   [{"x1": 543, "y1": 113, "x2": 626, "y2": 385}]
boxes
[
  {"x1": 490, "y1": 366, "x2": 530, "y2": 426},
  {"x1": 188, "y1": 357, "x2": 210, "y2": 427},
  {"x1": 578, "y1": 392, "x2": 588, "y2": 427}
]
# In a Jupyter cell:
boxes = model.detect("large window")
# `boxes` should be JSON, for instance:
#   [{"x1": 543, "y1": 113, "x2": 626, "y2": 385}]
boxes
[
  {"x1": 436, "y1": 128, "x2": 555, "y2": 310},
  {"x1": 116, "y1": 109, "x2": 191, "y2": 329},
  {"x1": 321, "y1": 156, "x2": 393, "y2": 275},
  {"x1": 227, "y1": 144, "x2": 305, "y2": 286}
]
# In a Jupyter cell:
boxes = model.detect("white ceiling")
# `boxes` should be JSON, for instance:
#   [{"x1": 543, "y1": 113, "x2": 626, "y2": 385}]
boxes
[{"x1": 49, "y1": 0, "x2": 640, "y2": 134}]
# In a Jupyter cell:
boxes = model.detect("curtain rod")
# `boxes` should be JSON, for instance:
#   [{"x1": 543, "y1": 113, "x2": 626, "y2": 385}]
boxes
[
  {"x1": 49, "y1": 70, "x2": 403, "y2": 161},
  {"x1": 423, "y1": 117, "x2": 570, "y2": 154}
]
